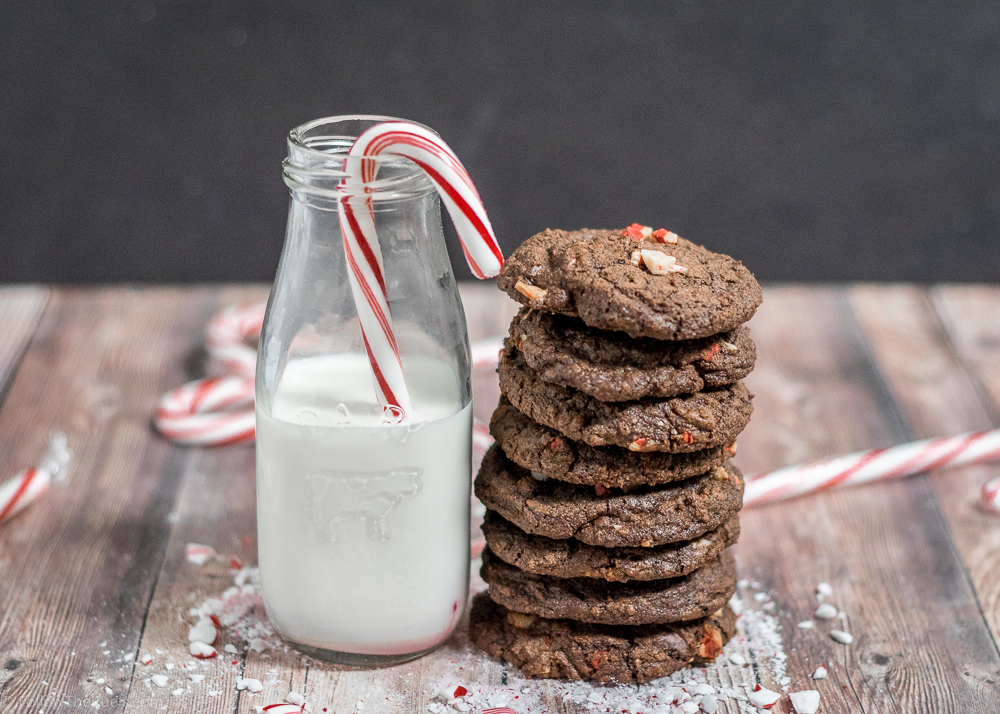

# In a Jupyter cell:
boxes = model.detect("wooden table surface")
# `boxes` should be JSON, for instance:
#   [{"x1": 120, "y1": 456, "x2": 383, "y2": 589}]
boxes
[{"x1": 1, "y1": 283, "x2": 1000, "y2": 713}]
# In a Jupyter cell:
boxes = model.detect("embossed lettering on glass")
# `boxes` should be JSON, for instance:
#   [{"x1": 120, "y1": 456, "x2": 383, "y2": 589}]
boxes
[{"x1": 255, "y1": 116, "x2": 473, "y2": 665}]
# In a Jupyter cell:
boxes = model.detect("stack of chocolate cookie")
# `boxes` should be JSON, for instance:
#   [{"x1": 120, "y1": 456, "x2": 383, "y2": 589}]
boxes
[{"x1": 469, "y1": 227, "x2": 762, "y2": 683}]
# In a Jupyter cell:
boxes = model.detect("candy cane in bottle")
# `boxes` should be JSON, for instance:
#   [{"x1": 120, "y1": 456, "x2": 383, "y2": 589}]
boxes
[{"x1": 254, "y1": 116, "x2": 501, "y2": 665}]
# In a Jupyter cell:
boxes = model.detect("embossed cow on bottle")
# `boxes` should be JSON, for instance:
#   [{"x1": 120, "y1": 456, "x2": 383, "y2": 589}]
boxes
[{"x1": 305, "y1": 468, "x2": 423, "y2": 542}]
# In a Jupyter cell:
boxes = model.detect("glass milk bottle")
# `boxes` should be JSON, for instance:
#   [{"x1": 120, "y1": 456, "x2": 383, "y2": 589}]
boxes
[{"x1": 255, "y1": 116, "x2": 473, "y2": 664}]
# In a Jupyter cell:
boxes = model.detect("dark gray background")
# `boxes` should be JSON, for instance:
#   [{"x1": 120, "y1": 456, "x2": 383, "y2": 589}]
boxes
[{"x1": 2, "y1": 1, "x2": 999, "y2": 284}]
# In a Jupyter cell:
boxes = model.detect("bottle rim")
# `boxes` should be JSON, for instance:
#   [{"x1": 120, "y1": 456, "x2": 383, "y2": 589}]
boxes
[{"x1": 283, "y1": 115, "x2": 437, "y2": 201}]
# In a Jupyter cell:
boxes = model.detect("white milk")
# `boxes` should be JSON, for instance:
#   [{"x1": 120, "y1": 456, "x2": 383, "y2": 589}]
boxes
[{"x1": 255, "y1": 354, "x2": 471, "y2": 656}]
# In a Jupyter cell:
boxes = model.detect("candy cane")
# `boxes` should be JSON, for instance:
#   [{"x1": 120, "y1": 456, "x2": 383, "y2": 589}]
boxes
[
  {"x1": 0, "y1": 433, "x2": 72, "y2": 525},
  {"x1": 746, "y1": 429, "x2": 1000, "y2": 511},
  {"x1": 204, "y1": 303, "x2": 263, "y2": 379},
  {"x1": 154, "y1": 375, "x2": 256, "y2": 446},
  {"x1": 153, "y1": 304, "x2": 263, "y2": 446},
  {"x1": 982, "y1": 475, "x2": 1000, "y2": 514},
  {"x1": 338, "y1": 121, "x2": 503, "y2": 422}
]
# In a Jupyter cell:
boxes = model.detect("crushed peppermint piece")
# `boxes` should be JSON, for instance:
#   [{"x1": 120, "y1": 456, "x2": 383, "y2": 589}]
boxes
[
  {"x1": 189, "y1": 642, "x2": 217, "y2": 659},
  {"x1": 816, "y1": 581, "x2": 833, "y2": 597},
  {"x1": 700, "y1": 693, "x2": 719, "y2": 712},
  {"x1": 150, "y1": 675, "x2": 168, "y2": 688},
  {"x1": 236, "y1": 677, "x2": 264, "y2": 693},
  {"x1": 790, "y1": 690, "x2": 821, "y2": 714},
  {"x1": 797, "y1": 620, "x2": 815, "y2": 629},
  {"x1": 165, "y1": 663, "x2": 174, "y2": 670},
  {"x1": 727, "y1": 652, "x2": 747, "y2": 665},
  {"x1": 188, "y1": 617, "x2": 218, "y2": 644},
  {"x1": 264, "y1": 705, "x2": 301, "y2": 714},
  {"x1": 95, "y1": 678, "x2": 105, "y2": 685},
  {"x1": 185, "y1": 543, "x2": 216, "y2": 566},
  {"x1": 814, "y1": 603, "x2": 838, "y2": 619},
  {"x1": 514, "y1": 279, "x2": 547, "y2": 301},
  {"x1": 140, "y1": 653, "x2": 153, "y2": 665},
  {"x1": 748, "y1": 686, "x2": 781, "y2": 708},
  {"x1": 286, "y1": 692, "x2": 306, "y2": 706},
  {"x1": 623, "y1": 223, "x2": 647, "y2": 240},
  {"x1": 630, "y1": 250, "x2": 642, "y2": 267},
  {"x1": 830, "y1": 629, "x2": 854, "y2": 644},
  {"x1": 812, "y1": 665, "x2": 828, "y2": 679},
  {"x1": 104, "y1": 687, "x2": 113, "y2": 696},
  {"x1": 753, "y1": 592, "x2": 770, "y2": 602},
  {"x1": 171, "y1": 688, "x2": 184, "y2": 696},
  {"x1": 638, "y1": 249, "x2": 679, "y2": 275}
]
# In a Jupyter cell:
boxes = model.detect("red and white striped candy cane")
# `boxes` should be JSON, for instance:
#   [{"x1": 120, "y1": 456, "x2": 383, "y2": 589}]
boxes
[
  {"x1": 154, "y1": 375, "x2": 256, "y2": 446},
  {"x1": 0, "y1": 468, "x2": 51, "y2": 524},
  {"x1": 338, "y1": 121, "x2": 503, "y2": 422},
  {"x1": 204, "y1": 303, "x2": 264, "y2": 379},
  {"x1": 0, "y1": 433, "x2": 72, "y2": 525},
  {"x1": 153, "y1": 303, "x2": 264, "y2": 446},
  {"x1": 982, "y1": 475, "x2": 1000, "y2": 514},
  {"x1": 745, "y1": 429, "x2": 1000, "y2": 512}
]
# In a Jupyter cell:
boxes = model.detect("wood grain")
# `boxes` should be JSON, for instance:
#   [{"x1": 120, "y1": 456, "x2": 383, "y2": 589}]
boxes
[
  {"x1": 0, "y1": 286, "x2": 48, "y2": 403},
  {"x1": 735, "y1": 286, "x2": 1000, "y2": 713},
  {"x1": 0, "y1": 287, "x2": 244, "y2": 714},
  {"x1": 5, "y1": 284, "x2": 1000, "y2": 713},
  {"x1": 925, "y1": 286, "x2": 1000, "y2": 647}
]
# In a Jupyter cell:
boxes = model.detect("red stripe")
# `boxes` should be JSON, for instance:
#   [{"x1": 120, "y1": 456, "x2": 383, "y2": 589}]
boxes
[
  {"x1": 363, "y1": 333, "x2": 401, "y2": 410},
  {"x1": 821, "y1": 447, "x2": 890, "y2": 490},
  {"x1": 0, "y1": 468, "x2": 39, "y2": 522},
  {"x1": 877, "y1": 433, "x2": 988, "y2": 481},
  {"x1": 367, "y1": 131, "x2": 479, "y2": 195},
  {"x1": 361, "y1": 132, "x2": 502, "y2": 269},
  {"x1": 342, "y1": 228, "x2": 402, "y2": 359},
  {"x1": 341, "y1": 196, "x2": 387, "y2": 296},
  {"x1": 916, "y1": 431, "x2": 990, "y2": 473},
  {"x1": 190, "y1": 377, "x2": 223, "y2": 412}
]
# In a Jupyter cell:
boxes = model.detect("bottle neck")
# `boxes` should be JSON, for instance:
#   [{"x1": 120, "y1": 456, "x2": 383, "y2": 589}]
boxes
[{"x1": 282, "y1": 116, "x2": 436, "y2": 211}]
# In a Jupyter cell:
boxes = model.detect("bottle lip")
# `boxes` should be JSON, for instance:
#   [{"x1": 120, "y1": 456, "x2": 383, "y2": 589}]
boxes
[{"x1": 284, "y1": 115, "x2": 437, "y2": 200}]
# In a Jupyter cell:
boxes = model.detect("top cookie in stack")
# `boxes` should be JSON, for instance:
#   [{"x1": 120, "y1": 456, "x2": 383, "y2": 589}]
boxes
[{"x1": 469, "y1": 226, "x2": 762, "y2": 684}]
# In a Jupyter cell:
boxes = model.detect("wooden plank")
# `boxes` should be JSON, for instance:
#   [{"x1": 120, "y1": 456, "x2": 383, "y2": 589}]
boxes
[
  {"x1": 734, "y1": 286, "x2": 1000, "y2": 712},
  {"x1": 0, "y1": 285, "x2": 48, "y2": 403},
  {"x1": 0, "y1": 287, "x2": 242, "y2": 714},
  {"x1": 850, "y1": 285, "x2": 1000, "y2": 650},
  {"x1": 917, "y1": 285, "x2": 1000, "y2": 646}
]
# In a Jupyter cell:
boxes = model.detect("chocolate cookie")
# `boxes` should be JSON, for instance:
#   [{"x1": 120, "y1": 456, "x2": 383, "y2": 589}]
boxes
[
  {"x1": 510, "y1": 309, "x2": 756, "y2": 401},
  {"x1": 497, "y1": 228, "x2": 762, "y2": 341},
  {"x1": 482, "y1": 511, "x2": 740, "y2": 582},
  {"x1": 499, "y1": 343, "x2": 753, "y2": 453},
  {"x1": 474, "y1": 445, "x2": 744, "y2": 548},
  {"x1": 480, "y1": 548, "x2": 737, "y2": 625},
  {"x1": 469, "y1": 592, "x2": 736, "y2": 683},
  {"x1": 490, "y1": 398, "x2": 733, "y2": 488}
]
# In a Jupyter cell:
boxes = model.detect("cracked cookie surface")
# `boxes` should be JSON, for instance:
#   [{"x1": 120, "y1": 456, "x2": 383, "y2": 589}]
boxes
[
  {"x1": 497, "y1": 228, "x2": 762, "y2": 340},
  {"x1": 510, "y1": 308, "x2": 755, "y2": 401},
  {"x1": 480, "y1": 548, "x2": 737, "y2": 625},
  {"x1": 490, "y1": 398, "x2": 732, "y2": 488},
  {"x1": 469, "y1": 592, "x2": 736, "y2": 683},
  {"x1": 482, "y1": 510, "x2": 740, "y2": 581},
  {"x1": 474, "y1": 444, "x2": 744, "y2": 548},
  {"x1": 499, "y1": 342, "x2": 753, "y2": 452}
]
